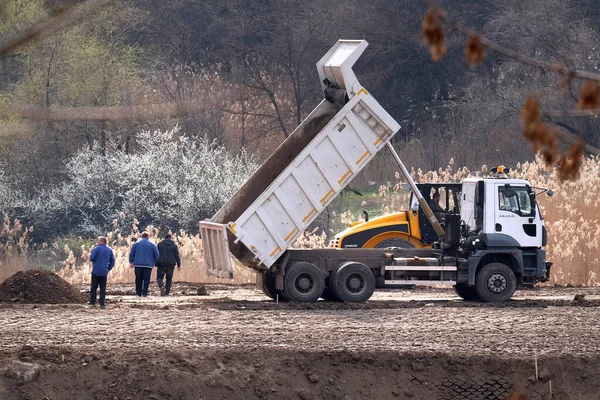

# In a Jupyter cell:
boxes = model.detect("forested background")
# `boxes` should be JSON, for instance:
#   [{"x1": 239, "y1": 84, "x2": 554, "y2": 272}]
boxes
[{"x1": 2, "y1": 0, "x2": 600, "y2": 241}]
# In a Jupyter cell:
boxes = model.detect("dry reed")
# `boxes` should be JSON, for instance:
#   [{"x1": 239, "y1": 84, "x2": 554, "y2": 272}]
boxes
[{"x1": 2, "y1": 155, "x2": 598, "y2": 286}]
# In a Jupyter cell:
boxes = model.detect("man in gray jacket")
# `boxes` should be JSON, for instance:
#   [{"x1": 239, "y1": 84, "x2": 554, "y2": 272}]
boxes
[{"x1": 155, "y1": 234, "x2": 181, "y2": 296}]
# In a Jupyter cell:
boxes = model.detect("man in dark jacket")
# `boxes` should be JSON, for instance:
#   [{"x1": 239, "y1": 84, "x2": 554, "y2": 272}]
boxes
[
  {"x1": 88, "y1": 237, "x2": 115, "y2": 308},
  {"x1": 129, "y1": 232, "x2": 159, "y2": 297},
  {"x1": 156, "y1": 234, "x2": 181, "y2": 296}
]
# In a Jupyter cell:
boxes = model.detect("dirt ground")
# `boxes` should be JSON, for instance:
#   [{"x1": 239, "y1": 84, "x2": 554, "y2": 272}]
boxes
[{"x1": 2, "y1": 283, "x2": 600, "y2": 399}]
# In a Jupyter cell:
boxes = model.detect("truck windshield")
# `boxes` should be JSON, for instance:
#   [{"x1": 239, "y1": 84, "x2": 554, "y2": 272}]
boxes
[
  {"x1": 498, "y1": 186, "x2": 534, "y2": 217},
  {"x1": 409, "y1": 186, "x2": 461, "y2": 213},
  {"x1": 410, "y1": 193, "x2": 419, "y2": 211}
]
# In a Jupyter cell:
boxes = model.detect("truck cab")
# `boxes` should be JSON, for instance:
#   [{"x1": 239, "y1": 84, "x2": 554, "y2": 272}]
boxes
[
  {"x1": 366, "y1": 171, "x2": 552, "y2": 302},
  {"x1": 461, "y1": 177, "x2": 546, "y2": 248},
  {"x1": 443, "y1": 171, "x2": 552, "y2": 302}
]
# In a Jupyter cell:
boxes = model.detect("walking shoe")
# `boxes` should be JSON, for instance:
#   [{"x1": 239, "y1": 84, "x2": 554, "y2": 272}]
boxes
[
  {"x1": 87, "y1": 302, "x2": 96, "y2": 307},
  {"x1": 99, "y1": 305, "x2": 106, "y2": 309},
  {"x1": 160, "y1": 286, "x2": 166, "y2": 296}
]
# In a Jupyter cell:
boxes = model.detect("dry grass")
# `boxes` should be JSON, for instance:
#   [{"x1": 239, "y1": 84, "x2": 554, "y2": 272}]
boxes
[
  {"x1": 518, "y1": 156, "x2": 600, "y2": 285},
  {"x1": 0, "y1": 217, "x2": 32, "y2": 284},
  {"x1": 0, "y1": 254, "x2": 30, "y2": 285},
  {"x1": 2, "y1": 155, "x2": 599, "y2": 287},
  {"x1": 332, "y1": 155, "x2": 600, "y2": 286},
  {"x1": 410, "y1": 156, "x2": 600, "y2": 286},
  {"x1": 57, "y1": 220, "x2": 256, "y2": 285}
]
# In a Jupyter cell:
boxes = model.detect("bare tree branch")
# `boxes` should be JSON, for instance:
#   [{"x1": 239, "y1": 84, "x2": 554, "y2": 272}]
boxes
[
  {"x1": 0, "y1": 99, "x2": 232, "y2": 121},
  {"x1": 441, "y1": 15, "x2": 600, "y2": 83},
  {"x1": 0, "y1": 0, "x2": 113, "y2": 57},
  {"x1": 426, "y1": 8, "x2": 599, "y2": 167},
  {"x1": 543, "y1": 109, "x2": 600, "y2": 118},
  {"x1": 552, "y1": 125, "x2": 600, "y2": 156}
]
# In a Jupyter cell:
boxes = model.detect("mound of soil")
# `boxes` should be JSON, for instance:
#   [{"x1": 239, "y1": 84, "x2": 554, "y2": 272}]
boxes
[{"x1": 0, "y1": 270, "x2": 85, "y2": 304}]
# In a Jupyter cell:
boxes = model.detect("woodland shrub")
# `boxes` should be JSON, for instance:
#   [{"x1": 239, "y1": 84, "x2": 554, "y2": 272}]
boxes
[{"x1": 0, "y1": 127, "x2": 256, "y2": 239}]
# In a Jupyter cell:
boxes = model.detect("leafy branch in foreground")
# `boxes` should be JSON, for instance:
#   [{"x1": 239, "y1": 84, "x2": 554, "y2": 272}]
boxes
[
  {"x1": 420, "y1": 8, "x2": 597, "y2": 181},
  {"x1": 0, "y1": 0, "x2": 113, "y2": 57}
]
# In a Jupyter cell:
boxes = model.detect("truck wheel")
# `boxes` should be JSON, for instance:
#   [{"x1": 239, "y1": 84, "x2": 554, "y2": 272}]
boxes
[
  {"x1": 283, "y1": 262, "x2": 325, "y2": 303},
  {"x1": 321, "y1": 288, "x2": 338, "y2": 301},
  {"x1": 375, "y1": 238, "x2": 415, "y2": 249},
  {"x1": 475, "y1": 263, "x2": 517, "y2": 303},
  {"x1": 331, "y1": 262, "x2": 376, "y2": 303},
  {"x1": 261, "y1": 271, "x2": 288, "y2": 301},
  {"x1": 453, "y1": 283, "x2": 479, "y2": 301},
  {"x1": 321, "y1": 269, "x2": 341, "y2": 301},
  {"x1": 261, "y1": 271, "x2": 276, "y2": 300}
]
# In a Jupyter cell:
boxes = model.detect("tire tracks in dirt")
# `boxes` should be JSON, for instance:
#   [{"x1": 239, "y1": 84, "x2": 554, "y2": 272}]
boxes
[{"x1": 2, "y1": 298, "x2": 600, "y2": 357}]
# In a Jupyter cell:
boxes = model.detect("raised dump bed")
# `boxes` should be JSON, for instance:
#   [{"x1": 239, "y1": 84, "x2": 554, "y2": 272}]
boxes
[{"x1": 201, "y1": 40, "x2": 400, "y2": 278}]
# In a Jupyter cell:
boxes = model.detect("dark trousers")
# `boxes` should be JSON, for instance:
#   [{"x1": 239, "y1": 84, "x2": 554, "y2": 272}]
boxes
[
  {"x1": 134, "y1": 267, "x2": 152, "y2": 296},
  {"x1": 156, "y1": 265, "x2": 175, "y2": 294},
  {"x1": 89, "y1": 274, "x2": 107, "y2": 306}
]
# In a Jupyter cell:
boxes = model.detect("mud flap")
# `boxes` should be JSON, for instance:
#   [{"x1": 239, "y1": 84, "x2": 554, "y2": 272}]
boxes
[
  {"x1": 544, "y1": 261, "x2": 553, "y2": 282},
  {"x1": 200, "y1": 221, "x2": 233, "y2": 279}
]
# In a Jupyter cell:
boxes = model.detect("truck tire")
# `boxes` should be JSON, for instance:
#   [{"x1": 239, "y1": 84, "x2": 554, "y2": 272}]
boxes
[
  {"x1": 283, "y1": 262, "x2": 325, "y2": 303},
  {"x1": 475, "y1": 262, "x2": 517, "y2": 303},
  {"x1": 375, "y1": 238, "x2": 415, "y2": 249},
  {"x1": 453, "y1": 283, "x2": 479, "y2": 301},
  {"x1": 321, "y1": 269, "x2": 341, "y2": 301},
  {"x1": 261, "y1": 271, "x2": 288, "y2": 301},
  {"x1": 321, "y1": 288, "x2": 338, "y2": 301},
  {"x1": 331, "y1": 262, "x2": 376, "y2": 303},
  {"x1": 261, "y1": 270, "x2": 276, "y2": 300}
]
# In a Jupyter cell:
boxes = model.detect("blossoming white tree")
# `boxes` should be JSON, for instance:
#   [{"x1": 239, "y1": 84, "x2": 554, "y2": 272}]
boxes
[{"x1": 15, "y1": 127, "x2": 256, "y2": 237}]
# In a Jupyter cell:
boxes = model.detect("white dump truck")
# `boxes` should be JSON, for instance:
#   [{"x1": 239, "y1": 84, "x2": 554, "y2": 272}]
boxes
[{"x1": 200, "y1": 40, "x2": 552, "y2": 303}]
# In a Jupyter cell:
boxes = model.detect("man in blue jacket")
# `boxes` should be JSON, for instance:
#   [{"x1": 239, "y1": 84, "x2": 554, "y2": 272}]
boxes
[
  {"x1": 129, "y1": 232, "x2": 159, "y2": 297},
  {"x1": 89, "y1": 237, "x2": 115, "y2": 308}
]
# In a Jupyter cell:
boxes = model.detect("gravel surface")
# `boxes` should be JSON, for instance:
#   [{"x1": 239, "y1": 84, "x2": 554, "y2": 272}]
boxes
[
  {"x1": 2, "y1": 284, "x2": 600, "y2": 399},
  {"x1": 2, "y1": 285, "x2": 600, "y2": 358}
]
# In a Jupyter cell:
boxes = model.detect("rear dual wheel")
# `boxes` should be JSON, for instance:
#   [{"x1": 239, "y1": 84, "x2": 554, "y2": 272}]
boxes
[
  {"x1": 329, "y1": 262, "x2": 376, "y2": 303},
  {"x1": 282, "y1": 262, "x2": 325, "y2": 303},
  {"x1": 261, "y1": 270, "x2": 286, "y2": 300},
  {"x1": 279, "y1": 261, "x2": 376, "y2": 303}
]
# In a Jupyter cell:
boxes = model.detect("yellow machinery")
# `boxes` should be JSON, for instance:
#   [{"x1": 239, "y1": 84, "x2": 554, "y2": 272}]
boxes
[{"x1": 330, "y1": 183, "x2": 462, "y2": 249}]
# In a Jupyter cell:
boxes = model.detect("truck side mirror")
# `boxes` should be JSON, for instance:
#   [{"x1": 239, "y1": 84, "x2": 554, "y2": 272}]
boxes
[
  {"x1": 503, "y1": 184, "x2": 517, "y2": 198},
  {"x1": 476, "y1": 181, "x2": 485, "y2": 204},
  {"x1": 474, "y1": 181, "x2": 484, "y2": 222},
  {"x1": 547, "y1": 189, "x2": 554, "y2": 197}
]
